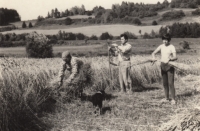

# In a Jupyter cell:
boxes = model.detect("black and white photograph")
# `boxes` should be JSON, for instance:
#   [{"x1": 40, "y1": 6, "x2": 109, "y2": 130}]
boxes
[{"x1": 0, "y1": 0, "x2": 200, "y2": 130}]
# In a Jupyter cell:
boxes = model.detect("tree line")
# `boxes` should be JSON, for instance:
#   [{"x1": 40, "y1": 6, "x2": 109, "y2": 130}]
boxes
[
  {"x1": 160, "y1": 22, "x2": 200, "y2": 38},
  {"x1": 46, "y1": 5, "x2": 87, "y2": 19},
  {"x1": 0, "y1": 8, "x2": 21, "y2": 26},
  {"x1": 43, "y1": 1, "x2": 169, "y2": 20},
  {"x1": 171, "y1": 0, "x2": 200, "y2": 8}
]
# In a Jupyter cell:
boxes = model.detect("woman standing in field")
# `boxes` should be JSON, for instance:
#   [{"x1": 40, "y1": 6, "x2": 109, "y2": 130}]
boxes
[{"x1": 152, "y1": 33, "x2": 177, "y2": 105}]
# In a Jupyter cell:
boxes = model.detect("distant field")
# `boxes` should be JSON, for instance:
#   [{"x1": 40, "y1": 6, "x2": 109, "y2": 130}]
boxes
[
  {"x1": 1, "y1": 38, "x2": 199, "y2": 57},
  {"x1": 2, "y1": 24, "x2": 163, "y2": 36},
  {"x1": 9, "y1": 19, "x2": 37, "y2": 28},
  {"x1": 56, "y1": 15, "x2": 95, "y2": 20},
  {"x1": 0, "y1": 44, "x2": 105, "y2": 57},
  {"x1": 158, "y1": 8, "x2": 196, "y2": 16}
]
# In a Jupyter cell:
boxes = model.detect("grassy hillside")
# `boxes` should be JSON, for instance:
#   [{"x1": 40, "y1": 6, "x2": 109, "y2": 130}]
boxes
[
  {"x1": 141, "y1": 8, "x2": 197, "y2": 25},
  {"x1": 10, "y1": 19, "x2": 37, "y2": 28},
  {"x1": 0, "y1": 8, "x2": 198, "y2": 30},
  {"x1": 1, "y1": 24, "x2": 163, "y2": 36}
]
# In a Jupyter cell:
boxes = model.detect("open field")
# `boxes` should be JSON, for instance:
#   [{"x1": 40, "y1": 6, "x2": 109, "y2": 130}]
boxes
[
  {"x1": 1, "y1": 24, "x2": 163, "y2": 36},
  {"x1": 1, "y1": 38, "x2": 200, "y2": 57},
  {"x1": 0, "y1": 54, "x2": 200, "y2": 131},
  {"x1": 157, "y1": 8, "x2": 196, "y2": 16},
  {"x1": 56, "y1": 15, "x2": 95, "y2": 20},
  {"x1": 142, "y1": 8, "x2": 197, "y2": 25}
]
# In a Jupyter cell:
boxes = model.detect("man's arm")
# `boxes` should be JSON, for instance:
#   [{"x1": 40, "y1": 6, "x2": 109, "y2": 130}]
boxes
[
  {"x1": 109, "y1": 44, "x2": 119, "y2": 56},
  {"x1": 169, "y1": 46, "x2": 177, "y2": 61},
  {"x1": 169, "y1": 52, "x2": 177, "y2": 61},
  {"x1": 117, "y1": 44, "x2": 131, "y2": 53},
  {"x1": 66, "y1": 59, "x2": 78, "y2": 83},
  {"x1": 152, "y1": 45, "x2": 161, "y2": 60},
  {"x1": 58, "y1": 61, "x2": 66, "y2": 83}
]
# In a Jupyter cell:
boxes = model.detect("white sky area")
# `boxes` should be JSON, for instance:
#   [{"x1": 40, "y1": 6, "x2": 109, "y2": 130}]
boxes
[{"x1": 0, "y1": 0, "x2": 168, "y2": 20}]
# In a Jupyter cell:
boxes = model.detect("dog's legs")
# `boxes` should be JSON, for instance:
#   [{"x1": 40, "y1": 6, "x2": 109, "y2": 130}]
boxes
[
  {"x1": 93, "y1": 106, "x2": 99, "y2": 116},
  {"x1": 100, "y1": 107, "x2": 102, "y2": 115}
]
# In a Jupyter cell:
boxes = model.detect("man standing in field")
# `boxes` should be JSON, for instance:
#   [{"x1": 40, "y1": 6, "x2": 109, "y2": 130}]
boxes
[
  {"x1": 109, "y1": 34, "x2": 132, "y2": 94},
  {"x1": 58, "y1": 51, "x2": 84, "y2": 94},
  {"x1": 151, "y1": 33, "x2": 177, "y2": 105}
]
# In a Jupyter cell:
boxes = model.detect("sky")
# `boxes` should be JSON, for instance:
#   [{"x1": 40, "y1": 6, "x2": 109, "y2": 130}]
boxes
[{"x1": 0, "y1": 0, "x2": 168, "y2": 21}]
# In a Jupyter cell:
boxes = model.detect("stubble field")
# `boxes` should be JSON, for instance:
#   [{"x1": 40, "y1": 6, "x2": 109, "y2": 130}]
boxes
[{"x1": 0, "y1": 52, "x2": 200, "y2": 131}]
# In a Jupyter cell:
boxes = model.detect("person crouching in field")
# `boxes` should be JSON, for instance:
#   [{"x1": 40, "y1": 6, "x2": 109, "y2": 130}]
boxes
[
  {"x1": 109, "y1": 34, "x2": 132, "y2": 94},
  {"x1": 58, "y1": 51, "x2": 84, "y2": 96},
  {"x1": 151, "y1": 33, "x2": 178, "y2": 105}
]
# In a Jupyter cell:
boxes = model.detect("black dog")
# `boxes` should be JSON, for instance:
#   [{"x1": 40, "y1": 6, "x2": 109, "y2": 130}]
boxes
[{"x1": 91, "y1": 90, "x2": 105, "y2": 115}]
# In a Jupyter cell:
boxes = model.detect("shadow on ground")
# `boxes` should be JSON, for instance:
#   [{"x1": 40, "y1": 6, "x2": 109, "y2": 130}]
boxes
[
  {"x1": 177, "y1": 90, "x2": 200, "y2": 98},
  {"x1": 133, "y1": 86, "x2": 161, "y2": 92},
  {"x1": 81, "y1": 92, "x2": 118, "y2": 102}
]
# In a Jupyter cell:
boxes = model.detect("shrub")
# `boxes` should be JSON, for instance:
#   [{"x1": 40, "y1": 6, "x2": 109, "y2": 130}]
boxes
[
  {"x1": 143, "y1": 32, "x2": 152, "y2": 39},
  {"x1": 88, "y1": 18, "x2": 96, "y2": 24},
  {"x1": 65, "y1": 17, "x2": 72, "y2": 25},
  {"x1": 0, "y1": 41, "x2": 13, "y2": 47},
  {"x1": 123, "y1": 31, "x2": 137, "y2": 39},
  {"x1": 28, "y1": 22, "x2": 33, "y2": 28},
  {"x1": 192, "y1": 9, "x2": 200, "y2": 16},
  {"x1": 66, "y1": 32, "x2": 76, "y2": 40},
  {"x1": 22, "y1": 21, "x2": 27, "y2": 28},
  {"x1": 100, "y1": 32, "x2": 113, "y2": 40},
  {"x1": 161, "y1": 10, "x2": 185, "y2": 21},
  {"x1": 132, "y1": 18, "x2": 142, "y2": 25},
  {"x1": 26, "y1": 32, "x2": 53, "y2": 58},
  {"x1": 86, "y1": 11, "x2": 93, "y2": 16},
  {"x1": 76, "y1": 33, "x2": 86, "y2": 40},
  {"x1": 120, "y1": 16, "x2": 142, "y2": 25},
  {"x1": 89, "y1": 35, "x2": 98, "y2": 40},
  {"x1": 179, "y1": 41, "x2": 190, "y2": 49},
  {"x1": 152, "y1": 20, "x2": 158, "y2": 25}
]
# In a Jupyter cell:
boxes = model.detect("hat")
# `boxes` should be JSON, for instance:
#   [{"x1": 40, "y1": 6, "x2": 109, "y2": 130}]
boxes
[
  {"x1": 162, "y1": 33, "x2": 171, "y2": 42},
  {"x1": 62, "y1": 51, "x2": 71, "y2": 58}
]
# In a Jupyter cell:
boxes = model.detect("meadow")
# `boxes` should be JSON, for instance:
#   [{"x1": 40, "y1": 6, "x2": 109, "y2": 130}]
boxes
[
  {"x1": 1, "y1": 38, "x2": 200, "y2": 57},
  {"x1": 0, "y1": 54, "x2": 200, "y2": 131}
]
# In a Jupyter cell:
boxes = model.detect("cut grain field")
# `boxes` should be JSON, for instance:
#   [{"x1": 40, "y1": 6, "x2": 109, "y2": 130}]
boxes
[{"x1": 0, "y1": 54, "x2": 200, "y2": 131}]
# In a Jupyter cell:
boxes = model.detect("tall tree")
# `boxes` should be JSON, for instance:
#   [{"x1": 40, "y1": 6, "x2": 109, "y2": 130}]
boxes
[
  {"x1": 54, "y1": 8, "x2": 58, "y2": 18},
  {"x1": 28, "y1": 22, "x2": 33, "y2": 28},
  {"x1": 0, "y1": 8, "x2": 20, "y2": 26},
  {"x1": 65, "y1": 9, "x2": 69, "y2": 16},
  {"x1": 22, "y1": 21, "x2": 27, "y2": 28},
  {"x1": 47, "y1": 12, "x2": 51, "y2": 18},
  {"x1": 51, "y1": 9, "x2": 54, "y2": 18}
]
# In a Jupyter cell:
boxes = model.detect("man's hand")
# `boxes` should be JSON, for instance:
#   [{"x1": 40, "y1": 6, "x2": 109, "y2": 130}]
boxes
[
  {"x1": 58, "y1": 81, "x2": 63, "y2": 87},
  {"x1": 150, "y1": 58, "x2": 157, "y2": 65},
  {"x1": 65, "y1": 79, "x2": 72, "y2": 86},
  {"x1": 108, "y1": 46, "x2": 111, "y2": 51}
]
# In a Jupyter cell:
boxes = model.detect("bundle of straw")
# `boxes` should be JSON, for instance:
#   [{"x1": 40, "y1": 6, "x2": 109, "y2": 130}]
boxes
[
  {"x1": 26, "y1": 31, "x2": 49, "y2": 43},
  {"x1": 159, "y1": 108, "x2": 200, "y2": 131},
  {"x1": 168, "y1": 61, "x2": 191, "y2": 71}
]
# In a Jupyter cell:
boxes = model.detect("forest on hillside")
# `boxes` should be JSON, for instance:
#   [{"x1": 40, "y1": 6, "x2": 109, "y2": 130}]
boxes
[{"x1": 0, "y1": 8, "x2": 21, "y2": 26}]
